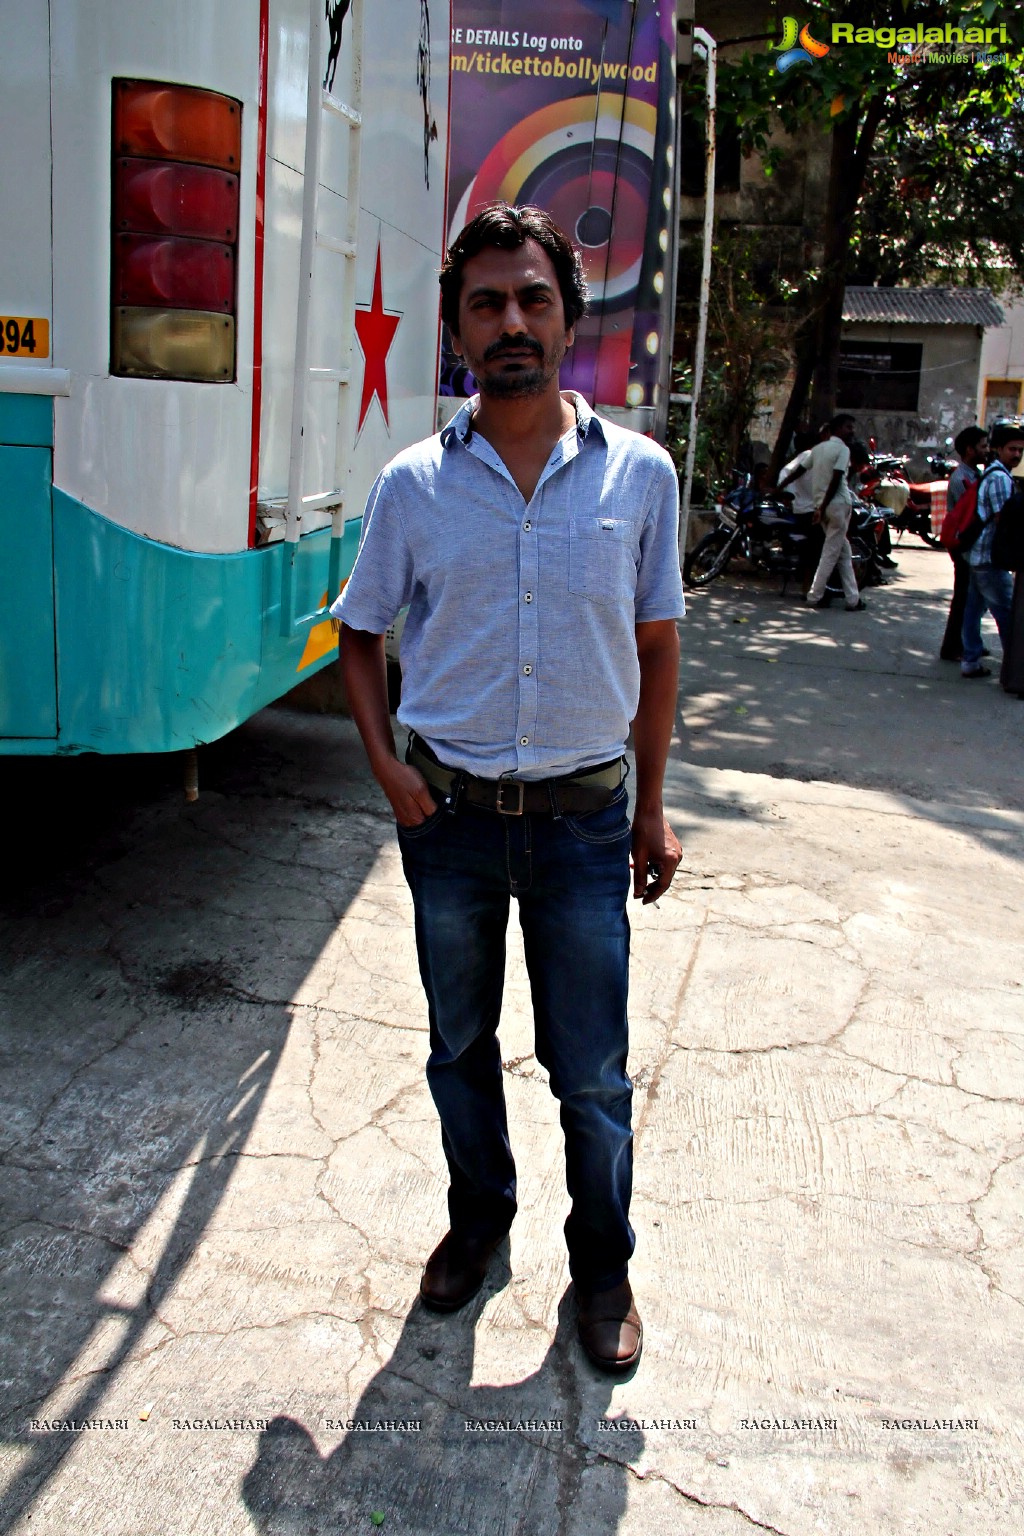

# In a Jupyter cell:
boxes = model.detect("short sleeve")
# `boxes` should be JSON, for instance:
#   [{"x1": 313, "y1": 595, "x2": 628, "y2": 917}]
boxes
[
  {"x1": 829, "y1": 438, "x2": 851, "y2": 475},
  {"x1": 978, "y1": 467, "x2": 1010, "y2": 524},
  {"x1": 331, "y1": 472, "x2": 415, "y2": 632},
  {"x1": 634, "y1": 456, "x2": 685, "y2": 622}
]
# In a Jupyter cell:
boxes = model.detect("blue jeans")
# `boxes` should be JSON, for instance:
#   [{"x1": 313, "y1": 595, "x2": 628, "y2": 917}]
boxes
[
  {"x1": 962, "y1": 563, "x2": 1013, "y2": 671},
  {"x1": 396, "y1": 786, "x2": 634, "y2": 1291}
]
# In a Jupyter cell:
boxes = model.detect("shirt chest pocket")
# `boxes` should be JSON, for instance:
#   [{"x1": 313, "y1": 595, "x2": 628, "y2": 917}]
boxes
[{"x1": 568, "y1": 516, "x2": 637, "y2": 602}]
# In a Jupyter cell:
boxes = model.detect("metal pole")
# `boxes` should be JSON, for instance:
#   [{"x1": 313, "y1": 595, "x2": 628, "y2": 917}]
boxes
[{"x1": 679, "y1": 26, "x2": 716, "y2": 556}]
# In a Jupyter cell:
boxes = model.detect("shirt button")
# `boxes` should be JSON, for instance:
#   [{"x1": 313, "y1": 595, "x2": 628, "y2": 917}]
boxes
[
  {"x1": 522, "y1": 664, "x2": 533, "y2": 675},
  {"x1": 523, "y1": 520, "x2": 532, "y2": 531},
  {"x1": 524, "y1": 591, "x2": 533, "y2": 603},
  {"x1": 520, "y1": 736, "x2": 529, "y2": 746}
]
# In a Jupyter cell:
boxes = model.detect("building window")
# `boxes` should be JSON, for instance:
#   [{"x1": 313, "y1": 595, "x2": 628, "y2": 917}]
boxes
[{"x1": 837, "y1": 342, "x2": 922, "y2": 412}]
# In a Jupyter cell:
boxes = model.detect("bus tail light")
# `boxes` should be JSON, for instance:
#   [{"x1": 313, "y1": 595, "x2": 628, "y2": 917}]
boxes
[
  {"x1": 114, "y1": 234, "x2": 234, "y2": 310},
  {"x1": 113, "y1": 309, "x2": 235, "y2": 382},
  {"x1": 114, "y1": 160, "x2": 239, "y2": 243},
  {"x1": 111, "y1": 80, "x2": 240, "y2": 382},
  {"x1": 113, "y1": 80, "x2": 240, "y2": 170}
]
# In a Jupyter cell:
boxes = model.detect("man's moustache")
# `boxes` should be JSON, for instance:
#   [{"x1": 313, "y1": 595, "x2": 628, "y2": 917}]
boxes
[{"x1": 485, "y1": 340, "x2": 543, "y2": 360}]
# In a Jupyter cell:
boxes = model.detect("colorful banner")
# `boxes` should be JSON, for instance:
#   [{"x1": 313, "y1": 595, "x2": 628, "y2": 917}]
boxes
[{"x1": 444, "y1": 0, "x2": 677, "y2": 414}]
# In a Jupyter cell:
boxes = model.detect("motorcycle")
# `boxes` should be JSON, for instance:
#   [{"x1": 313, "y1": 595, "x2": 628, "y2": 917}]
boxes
[
  {"x1": 684, "y1": 473, "x2": 812, "y2": 593},
  {"x1": 686, "y1": 471, "x2": 886, "y2": 596}
]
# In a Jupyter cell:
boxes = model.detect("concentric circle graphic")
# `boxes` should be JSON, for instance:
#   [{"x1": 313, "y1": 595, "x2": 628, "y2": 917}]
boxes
[{"x1": 449, "y1": 94, "x2": 658, "y2": 313}]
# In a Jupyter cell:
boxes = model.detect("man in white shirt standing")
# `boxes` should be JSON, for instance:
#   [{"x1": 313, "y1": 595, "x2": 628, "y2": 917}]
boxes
[
  {"x1": 777, "y1": 436, "x2": 823, "y2": 594},
  {"x1": 803, "y1": 413, "x2": 865, "y2": 612}
]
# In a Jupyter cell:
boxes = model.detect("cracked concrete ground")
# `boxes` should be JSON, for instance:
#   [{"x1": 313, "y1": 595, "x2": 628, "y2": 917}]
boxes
[{"x1": 1, "y1": 545, "x2": 1022, "y2": 1534}]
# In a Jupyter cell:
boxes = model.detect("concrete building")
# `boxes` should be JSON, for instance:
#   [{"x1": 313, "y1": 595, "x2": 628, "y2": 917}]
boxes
[{"x1": 837, "y1": 286, "x2": 1004, "y2": 460}]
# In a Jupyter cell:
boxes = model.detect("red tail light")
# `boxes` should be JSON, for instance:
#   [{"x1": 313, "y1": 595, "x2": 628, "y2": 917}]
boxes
[
  {"x1": 114, "y1": 160, "x2": 239, "y2": 242},
  {"x1": 114, "y1": 234, "x2": 234, "y2": 310},
  {"x1": 114, "y1": 80, "x2": 240, "y2": 169},
  {"x1": 111, "y1": 81, "x2": 240, "y2": 382}
]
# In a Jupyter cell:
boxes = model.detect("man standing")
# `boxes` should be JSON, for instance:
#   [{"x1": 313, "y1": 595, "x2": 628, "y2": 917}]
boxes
[
  {"x1": 335, "y1": 204, "x2": 685, "y2": 1373},
  {"x1": 777, "y1": 440, "x2": 822, "y2": 594},
  {"x1": 961, "y1": 421, "x2": 1024, "y2": 678},
  {"x1": 803, "y1": 413, "x2": 866, "y2": 612},
  {"x1": 939, "y1": 425, "x2": 988, "y2": 662}
]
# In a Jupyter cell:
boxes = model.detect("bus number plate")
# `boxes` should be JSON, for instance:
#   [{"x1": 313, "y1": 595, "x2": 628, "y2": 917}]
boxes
[{"x1": 1, "y1": 316, "x2": 50, "y2": 359}]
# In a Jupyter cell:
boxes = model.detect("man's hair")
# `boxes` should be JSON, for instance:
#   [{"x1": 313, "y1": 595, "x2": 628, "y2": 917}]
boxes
[
  {"x1": 829, "y1": 413, "x2": 856, "y2": 434},
  {"x1": 439, "y1": 202, "x2": 588, "y2": 336},
  {"x1": 849, "y1": 439, "x2": 871, "y2": 468},
  {"x1": 954, "y1": 425, "x2": 988, "y2": 458},
  {"x1": 989, "y1": 421, "x2": 1024, "y2": 452}
]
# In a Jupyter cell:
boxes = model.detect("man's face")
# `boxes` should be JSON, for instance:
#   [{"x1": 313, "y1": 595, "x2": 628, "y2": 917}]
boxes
[
  {"x1": 997, "y1": 436, "x2": 1024, "y2": 471},
  {"x1": 450, "y1": 239, "x2": 574, "y2": 401},
  {"x1": 836, "y1": 419, "x2": 856, "y2": 445},
  {"x1": 967, "y1": 435, "x2": 989, "y2": 467}
]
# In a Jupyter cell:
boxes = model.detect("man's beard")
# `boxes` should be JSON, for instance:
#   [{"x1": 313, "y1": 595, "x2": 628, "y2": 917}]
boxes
[
  {"x1": 476, "y1": 340, "x2": 565, "y2": 399},
  {"x1": 479, "y1": 364, "x2": 549, "y2": 399}
]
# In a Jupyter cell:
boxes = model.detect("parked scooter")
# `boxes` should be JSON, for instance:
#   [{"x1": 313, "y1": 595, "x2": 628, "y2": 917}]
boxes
[{"x1": 861, "y1": 439, "x2": 943, "y2": 547}]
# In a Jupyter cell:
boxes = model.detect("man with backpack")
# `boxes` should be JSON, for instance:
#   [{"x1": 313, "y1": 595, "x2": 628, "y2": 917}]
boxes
[
  {"x1": 939, "y1": 426, "x2": 988, "y2": 662},
  {"x1": 961, "y1": 421, "x2": 1024, "y2": 679}
]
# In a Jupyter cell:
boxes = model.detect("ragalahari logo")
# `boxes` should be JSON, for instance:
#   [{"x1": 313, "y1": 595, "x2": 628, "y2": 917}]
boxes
[{"x1": 772, "y1": 16, "x2": 831, "y2": 71}]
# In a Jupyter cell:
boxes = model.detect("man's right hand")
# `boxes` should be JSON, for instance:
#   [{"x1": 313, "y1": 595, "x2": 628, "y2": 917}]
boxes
[{"x1": 376, "y1": 758, "x2": 438, "y2": 827}]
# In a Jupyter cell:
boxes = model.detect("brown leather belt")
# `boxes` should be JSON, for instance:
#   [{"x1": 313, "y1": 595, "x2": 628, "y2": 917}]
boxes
[{"x1": 407, "y1": 735, "x2": 625, "y2": 817}]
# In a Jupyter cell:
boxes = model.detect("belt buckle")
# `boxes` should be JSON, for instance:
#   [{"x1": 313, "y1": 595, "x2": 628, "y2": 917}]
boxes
[{"x1": 496, "y1": 779, "x2": 525, "y2": 816}]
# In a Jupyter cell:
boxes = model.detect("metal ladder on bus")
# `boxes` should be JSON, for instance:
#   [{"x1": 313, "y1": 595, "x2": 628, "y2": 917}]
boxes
[{"x1": 280, "y1": 0, "x2": 364, "y2": 636}]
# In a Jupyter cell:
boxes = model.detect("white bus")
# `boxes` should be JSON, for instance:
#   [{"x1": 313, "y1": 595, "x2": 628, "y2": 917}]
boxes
[{"x1": 0, "y1": 0, "x2": 450, "y2": 757}]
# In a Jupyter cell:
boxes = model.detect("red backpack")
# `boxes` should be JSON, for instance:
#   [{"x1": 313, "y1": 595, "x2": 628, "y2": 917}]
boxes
[{"x1": 939, "y1": 475, "x2": 982, "y2": 552}]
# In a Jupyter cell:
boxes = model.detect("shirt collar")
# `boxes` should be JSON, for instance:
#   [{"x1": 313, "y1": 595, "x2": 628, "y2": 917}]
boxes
[{"x1": 440, "y1": 391, "x2": 606, "y2": 449}]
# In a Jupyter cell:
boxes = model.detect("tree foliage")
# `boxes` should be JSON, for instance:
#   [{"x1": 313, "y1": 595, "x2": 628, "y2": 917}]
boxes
[
  {"x1": 681, "y1": 0, "x2": 1024, "y2": 468},
  {"x1": 670, "y1": 229, "x2": 797, "y2": 499},
  {"x1": 851, "y1": 82, "x2": 1024, "y2": 289}
]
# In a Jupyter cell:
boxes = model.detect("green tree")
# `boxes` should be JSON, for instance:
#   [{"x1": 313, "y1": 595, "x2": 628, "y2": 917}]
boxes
[
  {"x1": 685, "y1": 0, "x2": 1023, "y2": 471},
  {"x1": 670, "y1": 228, "x2": 797, "y2": 498},
  {"x1": 851, "y1": 86, "x2": 1024, "y2": 289}
]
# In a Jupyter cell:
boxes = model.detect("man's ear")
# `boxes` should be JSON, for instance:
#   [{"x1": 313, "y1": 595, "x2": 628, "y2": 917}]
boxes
[
  {"x1": 450, "y1": 330, "x2": 464, "y2": 359},
  {"x1": 565, "y1": 325, "x2": 575, "y2": 350}
]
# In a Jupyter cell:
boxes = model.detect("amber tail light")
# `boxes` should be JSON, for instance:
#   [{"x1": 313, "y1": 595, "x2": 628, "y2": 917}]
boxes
[{"x1": 111, "y1": 80, "x2": 240, "y2": 381}]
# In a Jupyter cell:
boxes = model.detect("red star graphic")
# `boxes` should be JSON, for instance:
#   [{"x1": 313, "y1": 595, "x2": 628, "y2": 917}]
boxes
[{"x1": 354, "y1": 242, "x2": 401, "y2": 432}]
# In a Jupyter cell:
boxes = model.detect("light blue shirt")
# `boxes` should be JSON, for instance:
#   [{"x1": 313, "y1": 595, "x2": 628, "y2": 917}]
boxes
[
  {"x1": 971, "y1": 461, "x2": 1013, "y2": 567},
  {"x1": 332, "y1": 393, "x2": 685, "y2": 779}
]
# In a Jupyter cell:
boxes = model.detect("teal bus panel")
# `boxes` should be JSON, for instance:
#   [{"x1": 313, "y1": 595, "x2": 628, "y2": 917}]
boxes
[
  {"x1": 0, "y1": 393, "x2": 54, "y2": 447},
  {"x1": 6, "y1": 491, "x2": 363, "y2": 757},
  {"x1": 0, "y1": 444, "x2": 57, "y2": 738}
]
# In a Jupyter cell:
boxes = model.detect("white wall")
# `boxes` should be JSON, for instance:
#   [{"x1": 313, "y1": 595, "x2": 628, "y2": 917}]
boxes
[{"x1": 979, "y1": 296, "x2": 1024, "y2": 424}]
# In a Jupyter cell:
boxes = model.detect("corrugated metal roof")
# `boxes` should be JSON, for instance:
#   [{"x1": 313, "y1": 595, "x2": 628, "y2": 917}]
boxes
[{"x1": 843, "y1": 287, "x2": 1004, "y2": 327}]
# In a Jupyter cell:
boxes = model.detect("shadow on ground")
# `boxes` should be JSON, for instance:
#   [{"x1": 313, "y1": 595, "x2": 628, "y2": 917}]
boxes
[
  {"x1": 675, "y1": 550, "x2": 1024, "y2": 848},
  {"x1": 242, "y1": 1288, "x2": 637, "y2": 1536},
  {"x1": 0, "y1": 714, "x2": 391, "y2": 1531}
]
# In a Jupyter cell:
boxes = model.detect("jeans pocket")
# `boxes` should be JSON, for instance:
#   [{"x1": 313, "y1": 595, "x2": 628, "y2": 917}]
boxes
[
  {"x1": 395, "y1": 803, "x2": 447, "y2": 839},
  {"x1": 561, "y1": 789, "x2": 631, "y2": 845}
]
